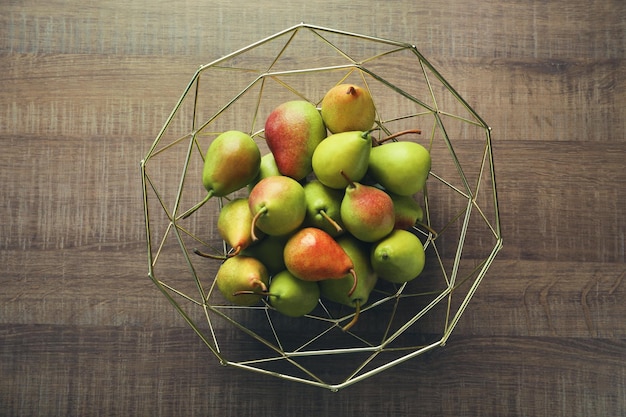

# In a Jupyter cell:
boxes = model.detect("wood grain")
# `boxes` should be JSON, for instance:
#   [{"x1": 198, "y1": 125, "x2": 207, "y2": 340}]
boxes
[{"x1": 1, "y1": 0, "x2": 625, "y2": 415}]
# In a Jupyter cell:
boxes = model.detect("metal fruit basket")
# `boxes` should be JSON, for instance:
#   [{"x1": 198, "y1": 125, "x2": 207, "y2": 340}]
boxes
[{"x1": 140, "y1": 23, "x2": 502, "y2": 391}]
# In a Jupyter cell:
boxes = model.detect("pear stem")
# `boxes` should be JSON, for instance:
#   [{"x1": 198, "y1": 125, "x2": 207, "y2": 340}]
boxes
[
  {"x1": 179, "y1": 190, "x2": 214, "y2": 220},
  {"x1": 374, "y1": 129, "x2": 422, "y2": 145},
  {"x1": 250, "y1": 206, "x2": 268, "y2": 242},
  {"x1": 319, "y1": 209, "x2": 343, "y2": 233},
  {"x1": 342, "y1": 300, "x2": 361, "y2": 332},
  {"x1": 339, "y1": 170, "x2": 356, "y2": 189},
  {"x1": 232, "y1": 278, "x2": 269, "y2": 296},
  {"x1": 347, "y1": 268, "x2": 358, "y2": 297},
  {"x1": 193, "y1": 245, "x2": 241, "y2": 260},
  {"x1": 416, "y1": 221, "x2": 438, "y2": 239},
  {"x1": 232, "y1": 290, "x2": 273, "y2": 297}
]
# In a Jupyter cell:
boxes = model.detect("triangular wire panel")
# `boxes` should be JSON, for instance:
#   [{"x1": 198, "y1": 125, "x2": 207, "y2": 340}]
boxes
[
  {"x1": 436, "y1": 113, "x2": 491, "y2": 200},
  {"x1": 263, "y1": 25, "x2": 407, "y2": 75},
  {"x1": 150, "y1": 223, "x2": 207, "y2": 307},
  {"x1": 146, "y1": 73, "x2": 200, "y2": 160},
  {"x1": 145, "y1": 142, "x2": 198, "y2": 218},
  {"x1": 359, "y1": 47, "x2": 437, "y2": 122}
]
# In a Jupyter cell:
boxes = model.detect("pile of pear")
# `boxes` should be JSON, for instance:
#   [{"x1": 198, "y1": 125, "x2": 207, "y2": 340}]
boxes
[{"x1": 189, "y1": 83, "x2": 431, "y2": 332}]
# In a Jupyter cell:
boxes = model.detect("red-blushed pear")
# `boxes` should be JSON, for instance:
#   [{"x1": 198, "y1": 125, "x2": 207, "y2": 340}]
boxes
[
  {"x1": 370, "y1": 230, "x2": 426, "y2": 284},
  {"x1": 319, "y1": 235, "x2": 378, "y2": 331},
  {"x1": 283, "y1": 227, "x2": 358, "y2": 297},
  {"x1": 216, "y1": 255, "x2": 269, "y2": 306},
  {"x1": 339, "y1": 171, "x2": 395, "y2": 243},
  {"x1": 312, "y1": 130, "x2": 372, "y2": 189},
  {"x1": 181, "y1": 130, "x2": 260, "y2": 219},
  {"x1": 321, "y1": 84, "x2": 376, "y2": 134},
  {"x1": 194, "y1": 197, "x2": 260, "y2": 259},
  {"x1": 248, "y1": 175, "x2": 306, "y2": 239},
  {"x1": 388, "y1": 192, "x2": 424, "y2": 230},
  {"x1": 264, "y1": 100, "x2": 327, "y2": 181}
]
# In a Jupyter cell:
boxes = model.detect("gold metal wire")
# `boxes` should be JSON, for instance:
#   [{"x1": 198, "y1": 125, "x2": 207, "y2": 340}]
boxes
[{"x1": 140, "y1": 22, "x2": 503, "y2": 391}]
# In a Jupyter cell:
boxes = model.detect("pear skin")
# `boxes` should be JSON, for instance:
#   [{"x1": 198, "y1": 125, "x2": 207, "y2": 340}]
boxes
[
  {"x1": 312, "y1": 130, "x2": 372, "y2": 189},
  {"x1": 215, "y1": 198, "x2": 258, "y2": 256},
  {"x1": 248, "y1": 152, "x2": 281, "y2": 191},
  {"x1": 368, "y1": 141, "x2": 431, "y2": 196},
  {"x1": 215, "y1": 255, "x2": 269, "y2": 306},
  {"x1": 264, "y1": 100, "x2": 327, "y2": 180},
  {"x1": 241, "y1": 234, "x2": 289, "y2": 275},
  {"x1": 389, "y1": 192, "x2": 424, "y2": 230},
  {"x1": 202, "y1": 130, "x2": 261, "y2": 197},
  {"x1": 267, "y1": 270, "x2": 320, "y2": 317},
  {"x1": 303, "y1": 180, "x2": 345, "y2": 236},
  {"x1": 319, "y1": 235, "x2": 378, "y2": 331},
  {"x1": 321, "y1": 84, "x2": 376, "y2": 134},
  {"x1": 340, "y1": 173, "x2": 395, "y2": 243},
  {"x1": 248, "y1": 176, "x2": 306, "y2": 237},
  {"x1": 182, "y1": 130, "x2": 260, "y2": 219},
  {"x1": 370, "y1": 230, "x2": 426, "y2": 284},
  {"x1": 283, "y1": 227, "x2": 357, "y2": 295}
]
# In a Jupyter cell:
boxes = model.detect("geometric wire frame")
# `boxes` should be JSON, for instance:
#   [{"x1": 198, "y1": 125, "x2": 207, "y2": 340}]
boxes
[{"x1": 140, "y1": 23, "x2": 503, "y2": 391}]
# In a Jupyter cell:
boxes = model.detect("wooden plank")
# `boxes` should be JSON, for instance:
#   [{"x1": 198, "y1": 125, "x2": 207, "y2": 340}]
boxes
[
  {"x1": 1, "y1": 54, "x2": 624, "y2": 142},
  {"x1": 2, "y1": 245, "x2": 624, "y2": 339},
  {"x1": 1, "y1": 324, "x2": 624, "y2": 416}
]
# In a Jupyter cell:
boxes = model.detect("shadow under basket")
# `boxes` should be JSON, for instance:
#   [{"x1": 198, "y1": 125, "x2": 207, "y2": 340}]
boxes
[{"x1": 140, "y1": 23, "x2": 503, "y2": 391}]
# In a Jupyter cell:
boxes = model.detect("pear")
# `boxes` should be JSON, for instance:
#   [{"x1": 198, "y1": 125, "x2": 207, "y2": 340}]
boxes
[
  {"x1": 248, "y1": 176, "x2": 306, "y2": 238},
  {"x1": 241, "y1": 234, "x2": 289, "y2": 275},
  {"x1": 194, "y1": 197, "x2": 260, "y2": 259},
  {"x1": 303, "y1": 180, "x2": 344, "y2": 237},
  {"x1": 283, "y1": 227, "x2": 357, "y2": 296},
  {"x1": 368, "y1": 141, "x2": 431, "y2": 196},
  {"x1": 215, "y1": 255, "x2": 269, "y2": 306},
  {"x1": 340, "y1": 171, "x2": 395, "y2": 243},
  {"x1": 181, "y1": 130, "x2": 261, "y2": 218},
  {"x1": 266, "y1": 270, "x2": 320, "y2": 317},
  {"x1": 388, "y1": 192, "x2": 424, "y2": 230},
  {"x1": 370, "y1": 230, "x2": 426, "y2": 284},
  {"x1": 319, "y1": 235, "x2": 378, "y2": 331},
  {"x1": 264, "y1": 100, "x2": 327, "y2": 180},
  {"x1": 312, "y1": 130, "x2": 372, "y2": 189},
  {"x1": 320, "y1": 84, "x2": 376, "y2": 134},
  {"x1": 248, "y1": 152, "x2": 281, "y2": 191}
]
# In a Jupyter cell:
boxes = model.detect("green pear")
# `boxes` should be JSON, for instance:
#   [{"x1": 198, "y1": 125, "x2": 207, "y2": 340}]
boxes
[
  {"x1": 368, "y1": 141, "x2": 431, "y2": 196},
  {"x1": 320, "y1": 84, "x2": 376, "y2": 134},
  {"x1": 283, "y1": 227, "x2": 357, "y2": 296},
  {"x1": 215, "y1": 255, "x2": 269, "y2": 306},
  {"x1": 312, "y1": 130, "x2": 372, "y2": 189},
  {"x1": 370, "y1": 230, "x2": 425, "y2": 284},
  {"x1": 303, "y1": 180, "x2": 344, "y2": 236},
  {"x1": 195, "y1": 197, "x2": 260, "y2": 259},
  {"x1": 388, "y1": 192, "x2": 424, "y2": 230},
  {"x1": 181, "y1": 130, "x2": 260, "y2": 218},
  {"x1": 241, "y1": 234, "x2": 289, "y2": 275},
  {"x1": 248, "y1": 152, "x2": 281, "y2": 191},
  {"x1": 248, "y1": 176, "x2": 306, "y2": 238},
  {"x1": 267, "y1": 270, "x2": 320, "y2": 317},
  {"x1": 340, "y1": 172, "x2": 395, "y2": 243},
  {"x1": 264, "y1": 100, "x2": 327, "y2": 180},
  {"x1": 319, "y1": 235, "x2": 378, "y2": 331}
]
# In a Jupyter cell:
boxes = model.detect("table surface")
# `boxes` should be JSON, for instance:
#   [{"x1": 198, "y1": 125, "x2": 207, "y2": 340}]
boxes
[{"x1": 1, "y1": 1, "x2": 625, "y2": 415}]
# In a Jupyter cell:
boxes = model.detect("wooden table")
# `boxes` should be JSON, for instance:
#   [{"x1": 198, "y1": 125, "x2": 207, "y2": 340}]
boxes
[{"x1": 1, "y1": 1, "x2": 624, "y2": 415}]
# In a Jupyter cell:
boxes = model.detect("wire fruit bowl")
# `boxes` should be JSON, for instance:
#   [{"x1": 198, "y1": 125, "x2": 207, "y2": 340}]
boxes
[{"x1": 140, "y1": 23, "x2": 502, "y2": 391}]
